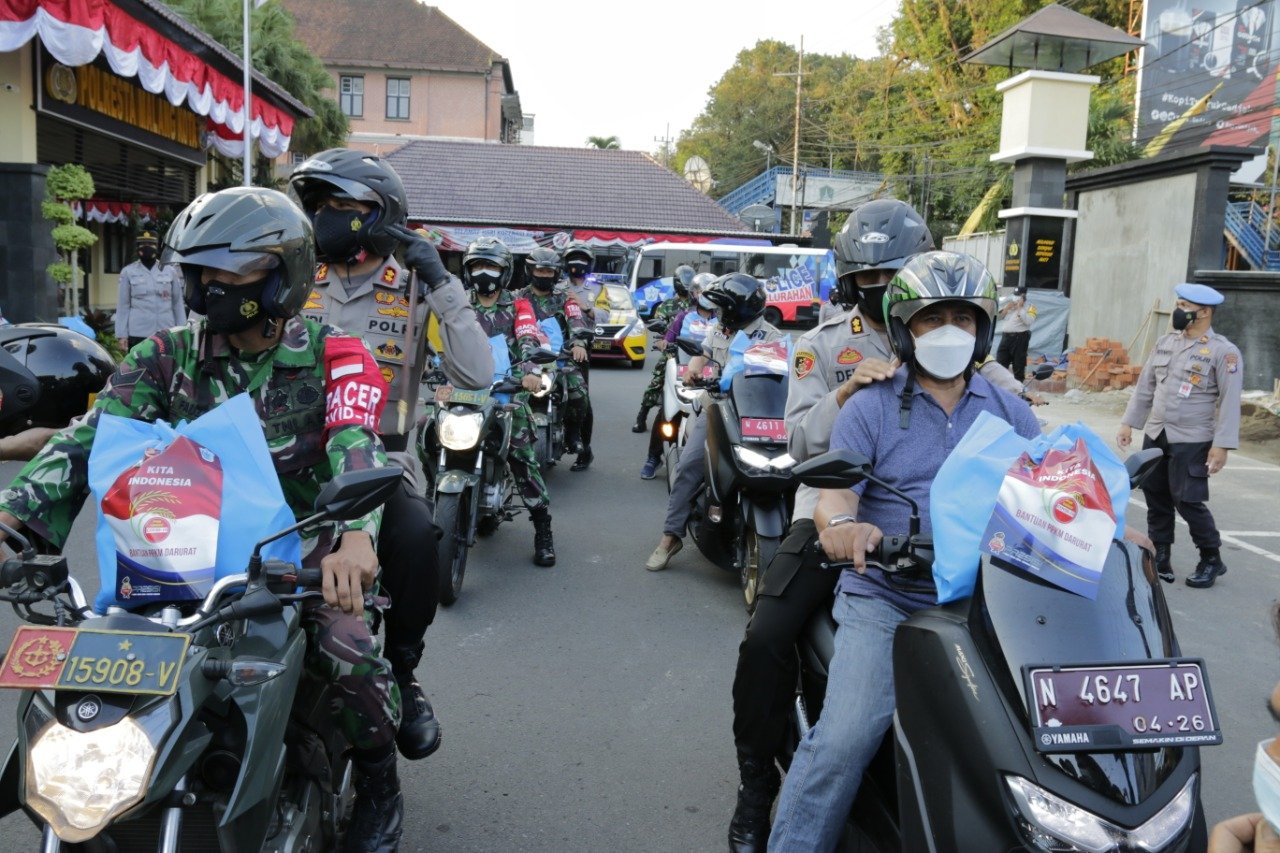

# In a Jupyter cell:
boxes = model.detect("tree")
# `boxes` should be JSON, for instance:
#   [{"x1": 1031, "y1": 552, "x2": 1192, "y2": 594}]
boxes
[
  {"x1": 586, "y1": 135, "x2": 620, "y2": 149},
  {"x1": 41, "y1": 164, "x2": 96, "y2": 316}
]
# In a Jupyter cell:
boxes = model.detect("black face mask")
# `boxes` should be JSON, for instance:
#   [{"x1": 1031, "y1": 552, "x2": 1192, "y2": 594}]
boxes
[
  {"x1": 138, "y1": 247, "x2": 157, "y2": 267},
  {"x1": 201, "y1": 278, "x2": 270, "y2": 335},
  {"x1": 469, "y1": 267, "x2": 504, "y2": 296},
  {"x1": 1171, "y1": 307, "x2": 1199, "y2": 331},
  {"x1": 531, "y1": 275, "x2": 556, "y2": 293},
  {"x1": 313, "y1": 207, "x2": 371, "y2": 262},
  {"x1": 855, "y1": 284, "x2": 888, "y2": 324}
]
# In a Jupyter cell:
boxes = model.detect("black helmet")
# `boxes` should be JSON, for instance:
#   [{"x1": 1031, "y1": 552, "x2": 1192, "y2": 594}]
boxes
[
  {"x1": 162, "y1": 187, "x2": 315, "y2": 320},
  {"x1": 703, "y1": 272, "x2": 766, "y2": 331},
  {"x1": 884, "y1": 250, "x2": 997, "y2": 366},
  {"x1": 672, "y1": 265, "x2": 696, "y2": 297},
  {"x1": 288, "y1": 148, "x2": 409, "y2": 260},
  {"x1": 525, "y1": 247, "x2": 562, "y2": 290},
  {"x1": 463, "y1": 237, "x2": 514, "y2": 295},
  {"x1": 833, "y1": 199, "x2": 933, "y2": 313},
  {"x1": 563, "y1": 241, "x2": 595, "y2": 278},
  {"x1": 0, "y1": 324, "x2": 114, "y2": 437}
]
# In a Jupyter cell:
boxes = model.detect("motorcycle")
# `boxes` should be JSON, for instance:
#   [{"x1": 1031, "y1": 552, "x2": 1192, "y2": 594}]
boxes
[
  {"x1": 643, "y1": 318, "x2": 713, "y2": 493},
  {"x1": 674, "y1": 336, "x2": 796, "y2": 612},
  {"x1": 0, "y1": 466, "x2": 403, "y2": 852},
  {"x1": 527, "y1": 334, "x2": 591, "y2": 470},
  {"x1": 424, "y1": 348, "x2": 560, "y2": 606},
  {"x1": 783, "y1": 446, "x2": 1215, "y2": 852}
]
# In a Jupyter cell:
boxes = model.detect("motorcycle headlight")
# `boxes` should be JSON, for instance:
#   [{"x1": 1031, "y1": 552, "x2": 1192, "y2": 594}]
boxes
[
  {"x1": 438, "y1": 411, "x2": 484, "y2": 450},
  {"x1": 25, "y1": 699, "x2": 165, "y2": 842},
  {"x1": 734, "y1": 446, "x2": 795, "y2": 471},
  {"x1": 1005, "y1": 774, "x2": 1196, "y2": 853},
  {"x1": 533, "y1": 373, "x2": 554, "y2": 398}
]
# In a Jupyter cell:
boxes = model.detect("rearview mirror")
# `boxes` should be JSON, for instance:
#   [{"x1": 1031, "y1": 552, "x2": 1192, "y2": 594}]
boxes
[
  {"x1": 646, "y1": 319, "x2": 667, "y2": 333},
  {"x1": 1124, "y1": 447, "x2": 1164, "y2": 489},
  {"x1": 792, "y1": 449, "x2": 872, "y2": 489},
  {"x1": 675, "y1": 336, "x2": 704, "y2": 357},
  {"x1": 314, "y1": 467, "x2": 403, "y2": 521},
  {"x1": 530, "y1": 347, "x2": 560, "y2": 365},
  {"x1": 1031, "y1": 363, "x2": 1055, "y2": 381}
]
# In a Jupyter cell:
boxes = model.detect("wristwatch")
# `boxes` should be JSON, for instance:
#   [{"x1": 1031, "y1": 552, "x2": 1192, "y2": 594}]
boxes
[{"x1": 825, "y1": 514, "x2": 858, "y2": 530}]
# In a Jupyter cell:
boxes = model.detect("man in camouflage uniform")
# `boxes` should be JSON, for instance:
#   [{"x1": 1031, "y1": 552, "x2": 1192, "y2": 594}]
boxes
[
  {"x1": 0, "y1": 188, "x2": 407, "y2": 852},
  {"x1": 632, "y1": 264, "x2": 697, "y2": 434},
  {"x1": 516, "y1": 247, "x2": 595, "y2": 471},
  {"x1": 290, "y1": 149, "x2": 495, "y2": 764},
  {"x1": 454, "y1": 237, "x2": 555, "y2": 566}
]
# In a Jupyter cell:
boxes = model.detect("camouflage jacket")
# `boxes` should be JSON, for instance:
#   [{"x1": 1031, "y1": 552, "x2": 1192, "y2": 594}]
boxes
[
  {"x1": 653, "y1": 296, "x2": 691, "y2": 325},
  {"x1": 0, "y1": 318, "x2": 386, "y2": 564},
  {"x1": 470, "y1": 291, "x2": 543, "y2": 378},
  {"x1": 513, "y1": 286, "x2": 589, "y2": 343}
]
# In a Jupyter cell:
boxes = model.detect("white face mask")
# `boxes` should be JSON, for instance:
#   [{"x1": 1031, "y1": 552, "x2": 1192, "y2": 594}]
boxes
[
  {"x1": 1254, "y1": 739, "x2": 1280, "y2": 833},
  {"x1": 912, "y1": 324, "x2": 975, "y2": 379}
]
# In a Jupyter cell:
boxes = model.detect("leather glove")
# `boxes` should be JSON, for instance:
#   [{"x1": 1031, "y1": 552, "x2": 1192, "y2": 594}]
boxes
[{"x1": 387, "y1": 224, "x2": 449, "y2": 290}]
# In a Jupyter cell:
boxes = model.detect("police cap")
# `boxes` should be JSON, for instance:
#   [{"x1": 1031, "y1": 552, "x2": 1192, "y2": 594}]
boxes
[{"x1": 1174, "y1": 283, "x2": 1224, "y2": 306}]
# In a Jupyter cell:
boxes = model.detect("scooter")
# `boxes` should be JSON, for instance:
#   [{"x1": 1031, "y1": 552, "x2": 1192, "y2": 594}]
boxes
[
  {"x1": 675, "y1": 336, "x2": 796, "y2": 612},
  {"x1": 425, "y1": 349, "x2": 560, "y2": 606},
  {"x1": 0, "y1": 467, "x2": 403, "y2": 852},
  {"x1": 784, "y1": 447, "x2": 1214, "y2": 852},
  {"x1": 643, "y1": 318, "x2": 715, "y2": 493}
]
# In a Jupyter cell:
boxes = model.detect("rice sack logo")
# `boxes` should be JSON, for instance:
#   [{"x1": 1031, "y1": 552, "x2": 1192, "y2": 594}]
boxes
[{"x1": 1050, "y1": 494, "x2": 1080, "y2": 524}]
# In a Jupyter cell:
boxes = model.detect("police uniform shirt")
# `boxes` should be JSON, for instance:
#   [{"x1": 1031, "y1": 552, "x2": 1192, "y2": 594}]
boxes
[
  {"x1": 115, "y1": 260, "x2": 185, "y2": 339},
  {"x1": 1000, "y1": 299, "x2": 1036, "y2": 334},
  {"x1": 1123, "y1": 328, "x2": 1243, "y2": 447},
  {"x1": 702, "y1": 316, "x2": 785, "y2": 368},
  {"x1": 301, "y1": 257, "x2": 494, "y2": 438},
  {"x1": 563, "y1": 279, "x2": 603, "y2": 312}
]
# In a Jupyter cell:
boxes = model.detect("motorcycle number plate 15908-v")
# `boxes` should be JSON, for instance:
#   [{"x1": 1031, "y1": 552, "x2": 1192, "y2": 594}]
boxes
[
  {"x1": 0, "y1": 625, "x2": 190, "y2": 696},
  {"x1": 740, "y1": 418, "x2": 787, "y2": 442},
  {"x1": 1023, "y1": 659, "x2": 1222, "y2": 753}
]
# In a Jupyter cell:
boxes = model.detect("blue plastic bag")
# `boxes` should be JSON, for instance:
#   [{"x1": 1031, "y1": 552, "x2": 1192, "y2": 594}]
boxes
[
  {"x1": 720, "y1": 332, "x2": 792, "y2": 391},
  {"x1": 929, "y1": 412, "x2": 1129, "y2": 603},
  {"x1": 489, "y1": 334, "x2": 512, "y2": 403},
  {"x1": 539, "y1": 317, "x2": 564, "y2": 354},
  {"x1": 88, "y1": 393, "x2": 301, "y2": 612}
]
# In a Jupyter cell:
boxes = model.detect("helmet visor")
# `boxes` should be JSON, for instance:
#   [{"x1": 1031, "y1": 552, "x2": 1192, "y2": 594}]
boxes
[
  {"x1": 292, "y1": 173, "x2": 381, "y2": 209},
  {"x1": 166, "y1": 246, "x2": 281, "y2": 276}
]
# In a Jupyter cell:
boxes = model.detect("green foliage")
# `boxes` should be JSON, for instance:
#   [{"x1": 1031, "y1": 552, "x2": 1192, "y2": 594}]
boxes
[
  {"x1": 84, "y1": 309, "x2": 126, "y2": 360},
  {"x1": 44, "y1": 164, "x2": 95, "y2": 202},
  {"x1": 167, "y1": 0, "x2": 348, "y2": 154},
  {"x1": 586, "y1": 135, "x2": 620, "y2": 149},
  {"x1": 46, "y1": 261, "x2": 72, "y2": 285},
  {"x1": 51, "y1": 224, "x2": 97, "y2": 252},
  {"x1": 40, "y1": 200, "x2": 74, "y2": 226}
]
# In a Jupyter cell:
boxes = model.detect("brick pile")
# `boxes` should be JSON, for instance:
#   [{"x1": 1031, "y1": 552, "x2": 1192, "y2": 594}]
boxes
[{"x1": 1066, "y1": 338, "x2": 1143, "y2": 391}]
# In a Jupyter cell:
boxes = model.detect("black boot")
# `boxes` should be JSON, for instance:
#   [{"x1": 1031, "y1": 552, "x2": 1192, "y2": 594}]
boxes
[
  {"x1": 388, "y1": 646, "x2": 441, "y2": 760},
  {"x1": 532, "y1": 509, "x2": 556, "y2": 567},
  {"x1": 343, "y1": 750, "x2": 404, "y2": 853},
  {"x1": 632, "y1": 407, "x2": 650, "y2": 433},
  {"x1": 1153, "y1": 543, "x2": 1174, "y2": 583},
  {"x1": 571, "y1": 446, "x2": 594, "y2": 471},
  {"x1": 1186, "y1": 549, "x2": 1227, "y2": 589},
  {"x1": 727, "y1": 756, "x2": 779, "y2": 853}
]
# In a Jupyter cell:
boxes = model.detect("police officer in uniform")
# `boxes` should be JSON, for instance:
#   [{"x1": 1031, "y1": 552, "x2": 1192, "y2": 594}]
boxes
[
  {"x1": 1118, "y1": 282, "x2": 1243, "y2": 588},
  {"x1": 289, "y1": 149, "x2": 494, "y2": 760},
  {"x1": 996, "y1": 284, "x2": 1037, "y2": 380},
  {"x1": 725, "y1": 200, "x2": 1022, "y2": 852},
  {"x1": 562, "y1": 241, "x2": 602, "y2": 313},
  {"x1": 115, "y1": 230, "x2": 185, "y2": 350}
]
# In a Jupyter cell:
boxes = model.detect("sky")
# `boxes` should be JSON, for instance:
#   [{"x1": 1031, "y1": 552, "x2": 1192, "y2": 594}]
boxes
[{"x1": 439, "y1": 0, "x2": 900, "y2": 153}]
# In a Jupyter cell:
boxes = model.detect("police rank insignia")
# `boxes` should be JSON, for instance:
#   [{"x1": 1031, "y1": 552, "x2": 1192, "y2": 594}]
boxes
[
  {"x1": 304, "y1": 290, "x2": 323, "y2": 310},
  {"x1": 380, "y1": 367, "x2": 395, "y2": 384},
  {"x1": 850, "y1": 316, "x2": 863, "y2": 335},
  {"x1": 381, "y1": 266, "x2": 398, "y2": 286},
  {"x1": 836, "y1": 347, "x2": 863, "y2": 366},
  {"x1": 315, "y1": 264, "x2": 329, "y2": 281},
  {"x1": 376, "y1": 340, "x2": 405, "y2": 360},
  {"x1": 374, "y1": 291, "x2": 398, "y2": 304},
  {"x1": 794, "y1": 351, "x2": 816, "y2": 379}
]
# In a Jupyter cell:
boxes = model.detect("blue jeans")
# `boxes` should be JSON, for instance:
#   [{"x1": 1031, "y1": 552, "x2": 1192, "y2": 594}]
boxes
[{"x1": 768, "y1": 593, "x2": 908, "y2": 852}]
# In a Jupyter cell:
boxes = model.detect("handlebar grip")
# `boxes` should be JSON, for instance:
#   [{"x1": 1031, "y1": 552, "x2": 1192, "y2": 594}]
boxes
[{"x1": 296, "y1": 568, "x2": 323, "y2": 588}]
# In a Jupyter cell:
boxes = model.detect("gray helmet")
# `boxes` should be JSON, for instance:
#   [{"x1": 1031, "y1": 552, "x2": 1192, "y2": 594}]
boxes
[
  {"x1": 563, "y1": 240, "x2": 595, "y2": 277},
  {"x1": 463, "y1": 237, "x2": 514, "y2": 294},
  {"x1": 690, "y1": 272, "x2": 716, "y2": 300},
  {"x1": 672, "y1": 264, "x2": 696, "y2": 296},
  {"x1": 162, "y1": 187, "x2": 314, "y2": 320},
  {"x1": 884, "y1": 250, "x2": 997, "y2": 366},
  {"x1": 288, "y1": 148, "x2": 409, "y2": 260},
  {"x1": 833, "y1": 199, "x2": 933, "y2": 310},
  {"x1": 525, "y1": 247, "x2": 562, "y2": 290}
]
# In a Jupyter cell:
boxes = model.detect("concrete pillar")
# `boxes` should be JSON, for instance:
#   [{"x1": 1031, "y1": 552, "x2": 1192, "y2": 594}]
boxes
[
  {"x1": 0, "y1": 45, "x2": 38, "y2": 164},
  {"x1": 0, "y1": 163, "x2": 61, "y2": 322}
]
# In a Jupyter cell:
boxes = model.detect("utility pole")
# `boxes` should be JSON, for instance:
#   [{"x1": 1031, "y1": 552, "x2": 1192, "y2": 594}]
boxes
[
  {"x1": 775, "y1": 38, "x2": 805, "y2": 235},
  {"x1": 654, "y1": 123, "x2": 675, "y2": 169}
]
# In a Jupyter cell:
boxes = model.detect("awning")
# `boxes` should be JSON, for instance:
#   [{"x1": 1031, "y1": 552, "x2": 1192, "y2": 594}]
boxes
[
  {"x1": 0, "y1": 0, "x2": 294, "y2": 157},
  {"x1": 72, "y1": 198, "x2": 159, "y2": 224},
  {"x1": 409, "y1": 223, "x2": 726, "y2": 253}
]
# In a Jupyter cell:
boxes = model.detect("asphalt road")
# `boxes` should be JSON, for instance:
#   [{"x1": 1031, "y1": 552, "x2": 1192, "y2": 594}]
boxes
[{"x1": 0, "y1": 358, "x2": 1276, "y2": 851}]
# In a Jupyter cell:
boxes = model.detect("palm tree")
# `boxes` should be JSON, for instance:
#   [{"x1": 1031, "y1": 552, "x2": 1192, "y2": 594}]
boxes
[{"x1": 586, "y1": 135, "x2": 620, "y2": 149}]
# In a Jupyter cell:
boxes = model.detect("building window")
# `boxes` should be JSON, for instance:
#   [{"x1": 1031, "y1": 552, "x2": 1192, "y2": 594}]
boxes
[
  {"x1": 339, "y1": 75, "x2": 363, "y2": 117},
  {"x1": 102, "y1": 222, "x2": 129, "y2": 275},
  {"x1": 386, "y1": 78, "x2": 410, "y2": 120}
]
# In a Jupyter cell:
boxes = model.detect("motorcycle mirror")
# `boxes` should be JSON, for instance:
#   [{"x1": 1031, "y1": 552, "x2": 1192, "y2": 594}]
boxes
[
  {"x1": 646, "y1": 319, "x2": 667, "y2": 333},
  {"x1": 313, "y1": 466, "x2": 404, "y2": 521},
  {"x1": 1031, "y1": 363, "x2": 1055, "y2": 381},
  {"x1": 674, "y1": 336, "x2": 703, "y2": 357},
  {"x1": 530, "y1": 347, "x2": 560, "y2": 365},
  {"x1": 1125, "y1": 447, "x2": 1164, "y2": 489},
  {"x1": 792, "y1": 449, "x2": 872, "y2": 489}
]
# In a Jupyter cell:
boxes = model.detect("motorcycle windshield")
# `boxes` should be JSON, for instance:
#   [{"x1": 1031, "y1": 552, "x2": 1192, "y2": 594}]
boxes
[
  {"x1": 729, "y1": 373, "x2": 787, "y2": 420},
  {"x1": 980, "y1": 541, "x2": 1184, "y2": 806}
]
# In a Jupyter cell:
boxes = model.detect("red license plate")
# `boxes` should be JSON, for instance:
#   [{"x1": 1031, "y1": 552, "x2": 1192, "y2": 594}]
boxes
[
  {"x1": 740, "y1": 418, "x2": 787, "y2": 442},
  {"x1": 1025, "y1": 660, "x2": 1221, "y2": 752}
]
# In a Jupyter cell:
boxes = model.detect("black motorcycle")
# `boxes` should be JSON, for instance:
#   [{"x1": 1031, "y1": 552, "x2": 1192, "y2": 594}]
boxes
[
  {"x1": 783, "y1": 447, "x2": 1215, "y2": 852},
  {"x1": 527, "y1": 336, "x2": 590, "y2": 469},
  {"x1": 674, "y1": 337, "x2": 796, "y2": 612}
]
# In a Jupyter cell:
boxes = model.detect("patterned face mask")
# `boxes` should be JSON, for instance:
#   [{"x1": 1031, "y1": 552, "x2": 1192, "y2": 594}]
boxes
[
  {"x1": 313, "y1": 206, "x2": 373, "y2": 263},
  {"x1": 201, "y1": 277, "x2": 270, "y2": 334}
]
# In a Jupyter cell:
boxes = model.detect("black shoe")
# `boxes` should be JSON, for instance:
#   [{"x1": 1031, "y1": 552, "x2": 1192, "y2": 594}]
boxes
[
  {"x1": 632, "y1": 409, "x2": 649, "y2": 433},
  {"x1": 344, "y1": 752, "x2": 404, "y2": 853},
  {"x1": 1154, "y1": 543, "x2": 1175, "y2": 583},
  {"x1": 1186, "y1": 551, "x2": 1227, "y2": 588},
  {"x1": 571, "y1": 447, "x2": 594, "y2": 471},
  {"x1": 532, "y1": 512, "x2": 556, "y2": 567},
  {"x1": 727, "y1": 757, "x2": 779, "y2": 853},
  {"x1": 393, "y1": 671, "x2": 441, "y2": 760}
]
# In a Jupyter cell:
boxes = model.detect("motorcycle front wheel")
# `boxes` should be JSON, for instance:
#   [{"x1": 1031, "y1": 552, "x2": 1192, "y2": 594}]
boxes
[
  {"x1": 740, "y1": 530, "x2": 780, "y2": 614},
  {"x1": 435, "y1": 492, "x2": 472, "y2": 607}
]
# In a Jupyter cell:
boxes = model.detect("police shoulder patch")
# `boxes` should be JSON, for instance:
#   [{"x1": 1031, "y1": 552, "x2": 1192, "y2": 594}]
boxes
[
  {"x1": 794, "y1": 350, "x2": 816, "y2": 379},
  {"x1": 1226, "y1": 353, "x2": 1239, "y2": 374},
  {"x1": 380, "y1": 266, "x2": 399, "y2": 286}
]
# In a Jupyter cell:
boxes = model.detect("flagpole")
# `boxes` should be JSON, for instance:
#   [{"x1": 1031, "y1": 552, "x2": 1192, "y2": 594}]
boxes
[{"x1": 242, "y1": 0, "x2": 252, "y2": 186}]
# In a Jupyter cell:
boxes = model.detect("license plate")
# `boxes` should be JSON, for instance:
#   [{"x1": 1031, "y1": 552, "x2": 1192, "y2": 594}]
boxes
[
  {"x1": 741, "y1": 417, "x2": 787, "y2": 442},
  {"x1": 591, "y1": 340, "x2": 612, "y2": 351},
  {"x1": 0, "y1": 625, "x2": 190, "y2": 696},
  {"x1": 1024, "y1": 660, "x2": 1221, "y2": 752},
  {"x1": 446, "y1": 387, "x2": 489, "y2": 406}
]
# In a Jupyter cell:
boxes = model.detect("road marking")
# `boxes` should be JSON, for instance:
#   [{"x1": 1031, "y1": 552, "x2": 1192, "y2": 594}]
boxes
[
  {"x1": 1221, "y1": 532, "x2": 1280, "y2": 537},
  {"x1": 1130, "y1": 497, "x2": 1280, "y2": 564}
]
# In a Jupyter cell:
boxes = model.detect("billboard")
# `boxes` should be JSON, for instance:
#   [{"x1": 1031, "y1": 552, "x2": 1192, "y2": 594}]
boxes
[
  {"x1": 774, "y1": 173, "x2": 883, "y2": 209},
  {"x1": 1137, "y1": 0, "x2": 1280, "y2": 157}
]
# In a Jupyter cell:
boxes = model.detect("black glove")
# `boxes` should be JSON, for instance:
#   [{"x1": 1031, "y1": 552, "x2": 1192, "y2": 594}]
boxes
[{"x1": 387, "y1": 224, "x2": 449, "y2": 290}]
